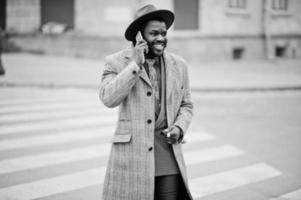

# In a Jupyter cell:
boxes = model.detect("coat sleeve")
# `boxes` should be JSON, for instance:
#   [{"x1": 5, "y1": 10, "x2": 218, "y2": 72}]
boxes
[
  {"x1": 173, "y1": 60, "x2": 194, "y2": 140},
  {"x1": 99, "y1": 56, "x2": 141, "y2": 108}
]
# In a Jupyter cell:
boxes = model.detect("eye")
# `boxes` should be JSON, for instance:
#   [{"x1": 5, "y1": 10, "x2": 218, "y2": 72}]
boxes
[
  {"x1": 150, "y1": 32, "x2": 158, "y2": 36},
  {"x1": 161, "y1": 31, "x2": 167, "y2": 37}
]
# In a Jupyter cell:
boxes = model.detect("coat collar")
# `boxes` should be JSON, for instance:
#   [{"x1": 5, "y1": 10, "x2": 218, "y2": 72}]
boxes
[
  {"x1": 121, "y1": 47, "x2": 176, "y2": 98},
  {"x1": 122, "y1": 47, "x2": 152, "y2": 87}
]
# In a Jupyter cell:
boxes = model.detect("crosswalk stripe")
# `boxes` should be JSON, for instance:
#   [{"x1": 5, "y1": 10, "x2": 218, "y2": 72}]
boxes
[
  {"x1": 0, "y1": 163, "x2": 282, "y2": 200},
  {"x1": 0, "y1": 167, "x2": 106, "y2": 200},
  {"x1": 189, "y1": 163, "x2": 282, "y2": 198},
  {"x1": 0, "y1": 96, "x2": 95, "y2": 106},
  {"x1": 0, "y1": 89, "x2": 290, "y2": 200},
  {"x1": 0, "y1": 127, "x2": 114, "y2": 151},
  {"x1": 0, "y1": 101, "x2": 107, "y2": 113},
  {"x1": 184, "y1": 131, "x2": 215, "y2": 143},
  {"x1": 0, "y1": 108, "x2": 115, "y2": 124},
  {"x1": 270, "y1": 188, "x2": 301, "y2": 200},
  {"x1": 0, "y1": 116, "x2": 117, "y2": 135},
  {"x1": 184, "y1": 145, "x2": 244, "y2": 165},
  {"x1": 0, "y1": 140, "x2": 230, "y2": 175},
  {"x1": 0, "y1": 145, "x2": 111, "y2": 175},
  {"x1": 0, "y1": 129, "x2": 214, "y2": 151}
]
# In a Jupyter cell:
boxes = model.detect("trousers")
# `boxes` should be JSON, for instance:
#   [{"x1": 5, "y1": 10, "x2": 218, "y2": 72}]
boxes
[{"x1": 155, "y1": 174, "x2": 181, "y2": 200}]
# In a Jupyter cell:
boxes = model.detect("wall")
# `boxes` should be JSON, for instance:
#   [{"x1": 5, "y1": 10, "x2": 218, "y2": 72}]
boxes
[
  {"x1": 75, "y1": 0, "x2": 136, "y2": 36},
  {"x1": 3, "y1": 0, "x2": 301, "y2": 60},
  {"x1": 200, "y1": 0, "x2": 263, "y2": 36},
  {"x1": 6, "y1": 0, "x2": 40, "y2": 33},
  {"x1": 267, "y1": 0, "x2": 301, "y2": 35},
  {"x1": 168, "y1": 36, "x2": 265, "y2": 62}
]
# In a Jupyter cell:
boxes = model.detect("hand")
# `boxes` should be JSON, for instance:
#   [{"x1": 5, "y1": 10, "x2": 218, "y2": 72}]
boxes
[
  {"x1": 133, "y1": 40, "x2": 148, "y2": 66},
  {"x1": 132, "y1": 32, "x2": 148, "y2": 66},
  {"x1": 162, "y1": 126, "x2": 181, "y2": 144}
]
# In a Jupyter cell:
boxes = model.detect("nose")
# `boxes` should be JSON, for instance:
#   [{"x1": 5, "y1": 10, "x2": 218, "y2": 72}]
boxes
[{"x1": 156, "y1": 34, "x2": 165, "y2": 42}]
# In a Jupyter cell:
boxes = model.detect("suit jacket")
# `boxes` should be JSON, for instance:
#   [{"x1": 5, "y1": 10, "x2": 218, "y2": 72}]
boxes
[{"x1": 99, "y1": 47, "x2": 194, "y2": 200}]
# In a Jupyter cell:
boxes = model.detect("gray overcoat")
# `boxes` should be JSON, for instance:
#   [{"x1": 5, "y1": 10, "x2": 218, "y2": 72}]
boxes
[{"x1": 99, "y1": 48, "x2": 194, "y2": 200}]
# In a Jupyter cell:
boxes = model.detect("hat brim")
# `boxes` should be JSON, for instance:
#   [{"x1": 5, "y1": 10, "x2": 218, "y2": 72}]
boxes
[{"x1": 125, "y1": 10, "x2": 174, "y2": 41}]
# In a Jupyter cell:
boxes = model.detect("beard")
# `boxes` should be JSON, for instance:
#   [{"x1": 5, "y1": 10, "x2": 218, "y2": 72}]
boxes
[{"x1": 146, "y1": 40, "x2": 167, "y2": 58}]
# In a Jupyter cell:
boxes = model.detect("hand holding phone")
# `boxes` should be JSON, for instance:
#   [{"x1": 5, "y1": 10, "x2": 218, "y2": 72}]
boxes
[
  {"x1": 133, "y1": 31, "x2": 148, "y2": 65},
  {"x1": 137, "y1": 32, "x2": 149, "y2": 54}
]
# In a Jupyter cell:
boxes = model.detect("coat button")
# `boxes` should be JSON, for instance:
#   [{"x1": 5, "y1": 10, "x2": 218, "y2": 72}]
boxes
[
  {"x1": 147, "y1": 119, "x2": 152, "y2": 124},
  {"x1": 148, "y1": 147, "x2": 153, "y2": 151},
  {"x1": 132, "y1": 70, "x2": 137, "y2": 74},
  {"x1": 147, "y1": 91, "x2": 152, "y2": 96}
]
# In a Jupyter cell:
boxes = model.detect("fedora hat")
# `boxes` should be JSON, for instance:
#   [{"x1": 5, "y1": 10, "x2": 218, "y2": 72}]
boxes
[{"x1": 125, "y1": 4, "x2": 174, "y2": 41}]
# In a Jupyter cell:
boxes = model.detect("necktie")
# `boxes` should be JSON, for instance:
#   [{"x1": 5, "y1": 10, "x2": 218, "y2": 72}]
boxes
[{"x1": 145, "y1": 59, "x2": 160, "y2": 100}]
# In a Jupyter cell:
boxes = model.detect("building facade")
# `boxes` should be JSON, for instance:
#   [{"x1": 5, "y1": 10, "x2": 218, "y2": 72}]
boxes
[{"x1": 1, "y1": 0, "x2": 301, "y2": 60}]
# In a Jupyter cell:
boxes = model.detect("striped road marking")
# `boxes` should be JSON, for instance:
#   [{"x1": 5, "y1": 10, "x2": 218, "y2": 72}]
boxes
[
  {"x1": 0, "y1": 96, "x2": 95, "y2": 106},
  {"x1": 0, "y1": 132, "x2": 217, "y2": 174},
  {"x1": 0, "y1": 116, "x2": 117, "y2": 135},
  {"x1": 184, "y1": 145, "x2": 244, "y2": 165},
  {"x1": 0, "y1": 145, "x2": 111, "y2": 175},
  {"x1": 0, "y1": 108, "x2": 115, "y2": 124},
  {"x1": 0, "y1": 127, "x2": 114, "y2": 151},
  {"x1": 0, "y1": 163, "x2": 281, "y2": 200},
  {"x1": 0, "y1": 89, "x2": 287, "y2": 200},
  {"x1": 189, "y1": 163, "x2": 282, "y2": 198},
  {"x1": 270, "y1": 189, "x2": 301, "y2": 200},
  {"x1": 0, "y1": 101, "x2": 108, "y2": 114},
  {"x1": 0, "y1": 130, "x2": 214, "y2": 151},
  {"x1": 0, "y1": 167, "x2": 106, "y2": 200}
]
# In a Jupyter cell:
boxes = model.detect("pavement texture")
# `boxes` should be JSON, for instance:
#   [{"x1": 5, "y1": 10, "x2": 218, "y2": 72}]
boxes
[{"x1": 0, "y1": 53, "x2": 301, "y2": 91}]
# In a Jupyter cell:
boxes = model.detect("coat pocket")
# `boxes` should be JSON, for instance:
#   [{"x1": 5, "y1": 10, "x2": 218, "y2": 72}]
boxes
[{"x1": 111, "y1": 131, "x2": 132, "y2": 144}]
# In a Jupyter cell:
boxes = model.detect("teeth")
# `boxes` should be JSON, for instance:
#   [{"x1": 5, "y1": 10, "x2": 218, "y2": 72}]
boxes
[{"x1": 154, "y1": 44, "x2": 164, "y2": 50}]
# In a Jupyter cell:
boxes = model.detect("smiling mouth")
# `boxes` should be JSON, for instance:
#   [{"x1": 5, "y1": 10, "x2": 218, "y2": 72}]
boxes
[{"x1": 153, "y1": 43, "x2": 165, "y2": 51}]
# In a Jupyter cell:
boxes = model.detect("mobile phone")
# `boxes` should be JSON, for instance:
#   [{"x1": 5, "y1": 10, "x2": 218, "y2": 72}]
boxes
[
  {"x1": 136, "y1": 31, "x2": 143, "y2": 42},
  {"x1": 136, "y1": 31, "x2": 149, "y2": 54}
]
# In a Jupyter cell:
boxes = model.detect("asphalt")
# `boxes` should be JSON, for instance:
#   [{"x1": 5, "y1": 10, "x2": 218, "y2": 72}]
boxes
[{"x1": 0, "y1": 53, "x2": 301, "y2": 92}]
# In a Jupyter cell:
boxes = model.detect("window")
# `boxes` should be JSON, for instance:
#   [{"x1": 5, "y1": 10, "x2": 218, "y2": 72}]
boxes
[
  {"x1": 272, "y1": 0, "x2": 288, "y2": 10},
  {"x1": 41, "y1": 0, "x2": 74, "y2": 29},
  {"x1": 232, "y1": 47, "x2": 245, "y2": 60},
  {"x1": 0, "y1": 0, "x2": 6, "y2": 30},
  {"x1": 174, "y1": 0, "x2": 199, "y2": 30},
  {"x1": 228, "y1": 0, "x2": 247, "y2": 9},
  {"x1": 275, "y1": 46, "x2": 287, "y2": 58}
]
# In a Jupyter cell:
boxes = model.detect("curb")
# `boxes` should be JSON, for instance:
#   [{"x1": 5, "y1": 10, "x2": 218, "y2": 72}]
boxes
[
  {"x1": 191, "y1": 86, "x2": 301, "y2": 93},
  {"x1": 1, "y1": 82, "x2": 301, "y2": 93}
]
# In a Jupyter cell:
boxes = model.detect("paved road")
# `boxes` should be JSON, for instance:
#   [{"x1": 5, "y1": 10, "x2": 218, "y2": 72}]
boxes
[
  {"x1": 0, "y1": 87, "x2": 300, "y2": 200},
  {"x1": 1, "y1": 53, "x2": 301, "y2": 91}
]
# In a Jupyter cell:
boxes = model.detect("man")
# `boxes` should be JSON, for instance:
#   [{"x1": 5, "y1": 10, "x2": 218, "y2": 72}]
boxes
[{"x1": 99, "y1": 4, "x2": 193, "y2": 200}]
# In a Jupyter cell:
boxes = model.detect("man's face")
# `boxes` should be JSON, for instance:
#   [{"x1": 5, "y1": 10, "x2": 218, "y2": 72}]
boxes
[{"x1": 143, "y1": 20, "x2": 167, "y2": 57}]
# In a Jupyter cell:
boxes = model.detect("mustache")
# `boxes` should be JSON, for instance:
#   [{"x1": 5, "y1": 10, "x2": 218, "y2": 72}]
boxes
[{"x1": 149, "y1": 40, "x2": 167, "y2": 46}]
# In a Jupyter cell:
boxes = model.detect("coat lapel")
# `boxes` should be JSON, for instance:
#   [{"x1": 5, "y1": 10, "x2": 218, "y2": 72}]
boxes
[
  {"x1": 123, "y1": 47, "x2": 152, "y2": 87},
  {"x1": 164, "y1": 52, "x2": 174, "y2": 101},
  {"x1": 140, "y1": 67, "x2": 152, "y2": 87}
]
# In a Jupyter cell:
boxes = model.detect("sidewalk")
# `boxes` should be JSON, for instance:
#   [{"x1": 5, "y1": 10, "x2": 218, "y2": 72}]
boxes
[{"x1": 0, "y1": 53, "x2": 301, "y2": 92}]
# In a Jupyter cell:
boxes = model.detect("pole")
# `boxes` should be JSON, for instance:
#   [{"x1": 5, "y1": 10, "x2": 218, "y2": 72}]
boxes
[{"x1": 263, "y1": 0, "x2": 273, "y2": 59}]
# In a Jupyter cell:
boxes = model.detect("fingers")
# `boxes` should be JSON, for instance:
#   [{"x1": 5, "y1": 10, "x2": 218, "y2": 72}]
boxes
[
  {"x1": 162, "y1": 127, "x2": 171, "y2": 134},
  {"x1": 166, "y1": 133, "x2": 178, "y2": 144},
  {"x1": 136, "y1": 41, "x2": 148, "y2": 53},
  {"x1": 164, "y1": 128, "x2": 180, "y2": 144},
  {"x1": 133, "y1": 40, "x2": 147, "y2": 65},
  {"x1": 136, "y1": 40, "x2": 146, "y2": 45}
]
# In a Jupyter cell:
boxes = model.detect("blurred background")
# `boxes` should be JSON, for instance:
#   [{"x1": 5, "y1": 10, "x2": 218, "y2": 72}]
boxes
[
  {"x1": 1, "y1": 0, "x2": 301, "y2": 61},
  {"x1": 0, "y1": 0, "x2": 301, "y2": 200}
]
